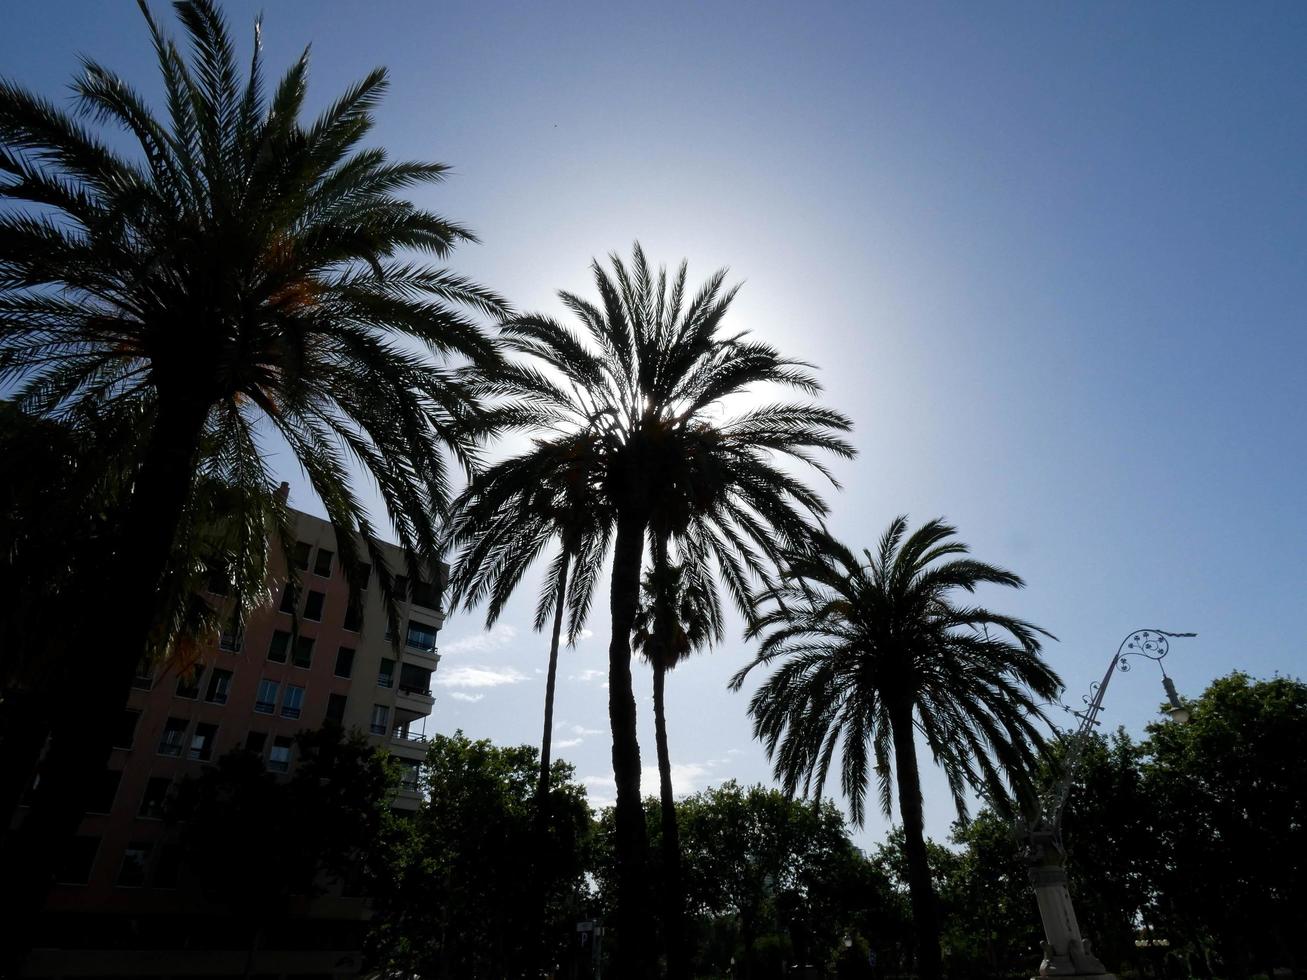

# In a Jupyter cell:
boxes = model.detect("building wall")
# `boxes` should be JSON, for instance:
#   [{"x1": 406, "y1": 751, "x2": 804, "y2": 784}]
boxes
[{"x1": 26, "y1": 507, "x2": 444, "y2": 977}]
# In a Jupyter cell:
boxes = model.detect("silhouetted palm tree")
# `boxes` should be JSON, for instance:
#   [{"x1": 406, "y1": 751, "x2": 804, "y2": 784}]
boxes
[
  {"x1": 481, "y1": 244, "x2": 854, "y2": 975},
  {"x1": 445, "y1": 429, "x2": 611, "y2": 803},
  {"x1": 632, "y1": 544, "x2": 723, "y2": 980},
  {"x1": 732, "y1": 518, "x2": 1062, "y2": 980},
  {"x1": 0, "y1": 0, "x2": 505, "y2": 940}
]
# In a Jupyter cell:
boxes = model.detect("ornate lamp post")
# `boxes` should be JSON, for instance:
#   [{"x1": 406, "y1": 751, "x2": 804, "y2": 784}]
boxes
[{"x1": 1016, "y1": 629, "x2": 1195, "y2": 979}]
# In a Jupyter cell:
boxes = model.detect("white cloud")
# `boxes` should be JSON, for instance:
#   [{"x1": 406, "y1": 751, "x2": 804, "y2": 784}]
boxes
[
  {"x1": 569, "y1": 668, "x2": 606, "y2": 684},
  {"x1": 571, "y1": 724, "x2": 603, "y2": 736},
  {"x1": 449, "y1": 692, "x2": 484, "y2": 703},
  {"x1": 642, "y1": 762, "x2": 715, "y2": 798},
  {"x1": 578, "y1": 761, "x2": 718, "y2": 812},
  {"x1": 581, "y1": 774, "x2": 616, "y2": 811},
  {"x1": 440, "y1": 623, "x2": 518, "y2": 657},
  {"x1": 556, "y1": 738, "x2": 584, "y2": 749},
  {"x1": 576, "y1": 628, "x2": 594, "y2": 642},
  {"x1": 436, "y1": 664, "x2": 528, "y2": 688}
]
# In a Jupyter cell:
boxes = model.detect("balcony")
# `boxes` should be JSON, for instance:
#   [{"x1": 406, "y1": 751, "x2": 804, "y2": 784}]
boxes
[
  {"x1": 388, "y1": 728, "x2": 428, "y2": 761},
  {"x1": 404, "y1": 644, "x2": 440, "y2": 671},
  {"x1": 395, "y1": 684, "x2": 435, "y2": 717}
]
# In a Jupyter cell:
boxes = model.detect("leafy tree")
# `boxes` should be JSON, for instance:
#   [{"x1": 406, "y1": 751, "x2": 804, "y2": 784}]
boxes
[
  {"x1": 1053, "y1": 728, "x2": 1157, "y2": 973},
  {"x1": 368, "y1": 732, "x2": 593, "y2": 980},
  {"x1": 590, "y1": 781, "x2": 889, "y2": 979},
  {"x1": 632, "y1": 550, "x2": 723, "y2": 979},
  {"x1": 0, "y1": 0, "x2": 505, "y2": 936},
  {"x1": 464, "y1": 244, "x2": 853, "y2": 974},
  {"x1": 939, "y1": 811, "x2": 1043, "y2": 978},
  {"x1": 171, "y1": 727, "x2": 401, "y2": 976},
  {"x1": 733, "y1": 518, "x2": 1062, "y2": 980},
  {"x1": 1144, "y1": 672, "x2": 1307, "y2": 978}
]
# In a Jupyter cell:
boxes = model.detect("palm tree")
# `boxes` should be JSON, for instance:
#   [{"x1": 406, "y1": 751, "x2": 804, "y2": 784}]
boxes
[
  {"x1": 0, "y1": 0, "x2": 505, "y2": 937},
  {"x1": 632, "y1": 543, "x2": 723, "y2": 980},
  {"x1": 445, "y1": 429, "x2": 611, "y2": 804},
  {"x1": 731, "y1": 517, "x2": 1063, "y2": 980},
  {"x1": 479, "y1": 244, "x2": 854, "y2": 974}
]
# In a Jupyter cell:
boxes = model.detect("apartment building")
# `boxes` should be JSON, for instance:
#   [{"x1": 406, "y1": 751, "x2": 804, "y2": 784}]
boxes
[{"x1": 22, "y1": 505, "x2": 445, "y2": 979}]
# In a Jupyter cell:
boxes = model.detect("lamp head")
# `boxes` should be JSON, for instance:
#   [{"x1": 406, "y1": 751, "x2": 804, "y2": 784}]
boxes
[{"x1": 1162, "y1": 675, "x2": 1190, "y2": 724}]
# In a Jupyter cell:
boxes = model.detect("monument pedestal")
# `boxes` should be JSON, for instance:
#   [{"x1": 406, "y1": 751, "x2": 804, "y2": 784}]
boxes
[{"x1": 1027, "y1": 863, "x2": 1116, "y2": 979}]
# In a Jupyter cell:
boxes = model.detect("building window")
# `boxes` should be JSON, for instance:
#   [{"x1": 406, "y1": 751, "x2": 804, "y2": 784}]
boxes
[
  {"x1": 267, "y1": 630, "x2": 291, "y2": 663},
  {"x1": 278, "y1": 583, "x2": 298, "y2": 614},
  {"x1": 334, "y1": 646, "x2": 355, "y2": 679},
  {"x1": 399, "y1": 664, "x2": 433, "y2": 696},
  {"x1": 269, "y1": 736, "x2": 293, "y2": 773},
  {"x1": 293, "y1": 541, "x2": 312, "y2": 570},
  {"x1": 292, "y1": 635, "x2": 314, "y2": 669},
  {"x1": 343, "y1": 598, "x2": 363, "y2": 633},
  {"x1": 218, "y1": 620, "x2": 243, "y2": 652},
  {"x1": 86, "y1": 769, "x2": 121, "y2": 815},
  {"x1": 303, "y1": 590, "x2": 325, "y2": 622},
  {"x1": 255, "y1": 679, "x2": 279, "y2": 714},
  {"x1": 158, "y1": 717, "x2": 187, "y2": 757},
  {"x1": 175, "y1": 665, "x2": 204, "y2": 700},
  {"x1": 189, "y1": 722, "x2": 218, "y2": 761},
  {"x1": 139, "y1": 777, "x2": 172, "y2": 819},
  {"x1": 280, "y1": 684, "x2": 305, "y2": 720},
  {"x1": 392, "y1": 574, "x2": 409, "y2": 601},
  {"x1": 132, "y1": 659, "x2": 153, "y2": 691},
  {"x1": 411, "y1": 578, "x2": 440, "y2": 610},
  {"x1": 245, "y1": 731, "x2": 268, "y2": 755},
  {"x1": 405, "y1": 620, "x2": 438, "y2": 653},
  {"x1": 205, "y1": 668, "x2": 233, "y2": 704},
  {"x1": 399, "y1": 760, "x2": 420, "y2": 791},
  {"x1": 325, "y1": 693, "x2": 348, "y2": 726},
  {"x1": 113, "y1": 709, "x2": 141, "y2": 750},
  {"x1": 370, "y1": 704, "x2": 389, "y2": 736},
  {"x1": 55, "y1": 836, "x2": 100, "y2": 885},
  {"x1": 378, "y1": 659, "x2": 395, "y2": 689},
  {"x1": 357, "y1": 562, "x2": 372, "y2": 587},
  {"x1": 313, "y1": 548, "x2": 334, "y2": 577},
  {"x1": 117, "y1": 842, "x2": 152, "y2": 887}
]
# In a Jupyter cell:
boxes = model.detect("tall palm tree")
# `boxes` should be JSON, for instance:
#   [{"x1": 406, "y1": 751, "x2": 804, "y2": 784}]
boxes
[
  {"x1": 731, "y1": 517, "x2": 1062, "y2": 980},
  {"x1": 445, "y1": 429, "x2": 611, "y2": 804},
  {"x1": 0, "y1": 0, "x2": 505, "y2": 939},
  {"x1": 478, "y1": 244, "x2": 854, "y2": 974},
  {"x1": 632, "y1": 543, "x2": 723, "y2": 980}
]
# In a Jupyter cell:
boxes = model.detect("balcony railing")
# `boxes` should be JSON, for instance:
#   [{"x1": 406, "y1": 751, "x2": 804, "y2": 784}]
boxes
[
  {"x1": 391, "y1": 729, "x2": 429, "y2": 743},
  {"x1": 398, "y1": 685, "x2": 433, "y2": 698}
]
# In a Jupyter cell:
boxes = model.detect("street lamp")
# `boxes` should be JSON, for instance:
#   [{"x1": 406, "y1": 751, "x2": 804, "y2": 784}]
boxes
[{"x1": 1016, "y1": 628, "x2": 1195, "y2": 979}]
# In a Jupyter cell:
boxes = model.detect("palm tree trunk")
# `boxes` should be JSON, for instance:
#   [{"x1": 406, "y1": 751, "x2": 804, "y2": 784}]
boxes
[
  {"x1": 889, "y1": 701, "x2": 944, "y2": 980},
  {"x1": 538, "y1": 549, "x2": 571, "y2": 805},
  {"x1": 1, "y1": 391, "x2": 209, "y2": 970},
  {"x1": 653, "y1": 659, "x2": 691, "y2": 980},
  {"x1": 607, "y1": 508, "x2": 654, "y2": 978}
]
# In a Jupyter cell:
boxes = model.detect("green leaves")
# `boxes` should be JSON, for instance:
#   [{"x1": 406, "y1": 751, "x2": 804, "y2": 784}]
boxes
[
  {"x1": 737, "y1": 517, "x2": 1062, "y2": 827},
  {"x1": 1, "y1": 0, "x2": 508, "y2": 640}
]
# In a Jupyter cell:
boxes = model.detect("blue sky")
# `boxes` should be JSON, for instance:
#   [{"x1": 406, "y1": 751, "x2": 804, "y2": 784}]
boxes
[{"x1": 5, "y1": 1, "x2": 1304, "y2": 848}]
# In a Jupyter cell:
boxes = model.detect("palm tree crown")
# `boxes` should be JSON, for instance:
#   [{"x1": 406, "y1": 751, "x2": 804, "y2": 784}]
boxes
[
  {"x1": 632, "y1": 547, "x2": 724, "y2": 673},
  {"x1": 0, "y1": 0, "x2": 507, "y2": 601},
  {"x1": 733, "y1": 517, "x2": 1061, "y2": 980},
  {"x1": 735, "y1": 516, "x2": 1062, "y2": 825},
  {"x1": 471, "y1": 243, "x2": 854, "y2": 976},
  {"x1": 0, "y1": 1, "x2": 507, "y2": 948}
]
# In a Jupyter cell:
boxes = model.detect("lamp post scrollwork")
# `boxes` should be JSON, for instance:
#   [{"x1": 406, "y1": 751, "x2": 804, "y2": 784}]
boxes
[{"x1": 1016, "y1": 629, "x2": 1195, "y2": 980}]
